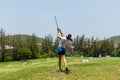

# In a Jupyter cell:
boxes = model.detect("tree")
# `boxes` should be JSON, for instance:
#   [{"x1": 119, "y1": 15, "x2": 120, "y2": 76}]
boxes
[
  {"x1": 73, "y1": 35, "x2": 80, "y2": 55},
  {"x1": 100, "y1": 39, "x2": 114, "y2": 56},
  {"x1": 0, "y1": 28, "x2": 7, "y2": 61},
  {"x1": 11, "y1": 35, "x2": 21, "y2": 60},
  {"x1": 116, "y1": 48, "x2": 120, "y2": 57},
  {"x1": 53, "y1": 38, "x2": 58, "y2": 54},
  {"x1": 78, "y1": 35, "x2": 85, "y2": 56},
  {"x1": 28, "y1": 33, "x2": 39, "y2": 58},
  {"x1": 41, "y1": 34, "x2": 53, "y2": 54},
  {"x1": 18, "y1": 47, "x2": 32, "y2": 61}
]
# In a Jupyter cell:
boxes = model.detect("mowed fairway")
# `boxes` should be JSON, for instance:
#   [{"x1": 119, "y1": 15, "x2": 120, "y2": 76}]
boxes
[{"x1": 0, "y1": 57, "x2": 120, "y2": 80}]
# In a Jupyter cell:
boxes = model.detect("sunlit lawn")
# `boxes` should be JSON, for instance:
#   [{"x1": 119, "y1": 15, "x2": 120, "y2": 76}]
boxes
[{"x1": 0, "y1": 57, "x2": 120, "y2": 80}]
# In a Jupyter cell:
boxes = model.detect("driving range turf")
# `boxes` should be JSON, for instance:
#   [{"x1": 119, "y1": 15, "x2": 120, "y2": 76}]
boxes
[{"x1": 0, "y1": 57, "x2": 120, "y2": 80}]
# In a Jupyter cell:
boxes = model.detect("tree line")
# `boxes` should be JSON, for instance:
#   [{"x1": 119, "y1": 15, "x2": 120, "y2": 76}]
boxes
[{"x1": 0, "y1": 28, "x2": 120, "y2": 62}]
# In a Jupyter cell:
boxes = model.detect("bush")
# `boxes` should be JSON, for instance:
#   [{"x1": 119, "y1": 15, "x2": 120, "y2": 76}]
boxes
[
  {"x1": 111, "y1": 50, "x2": 116, "y2": 57},
  {"x1": 116, "y1": 48, "x2": 120, "y2": 57},
  {"x1": 5, "y1": 56, "x2": 13, "y2": 61},
  {"x1": 39, "y1": 52, "x2": 56, "y2": 58},
  {"x1": 18, "y1": 48, "x2": 32, "y2": 61}
]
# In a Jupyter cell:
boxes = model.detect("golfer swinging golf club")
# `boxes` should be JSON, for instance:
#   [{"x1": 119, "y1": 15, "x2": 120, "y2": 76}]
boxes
[{"x1": 57, "y1": 27, "x2": 73, "y2": 74}]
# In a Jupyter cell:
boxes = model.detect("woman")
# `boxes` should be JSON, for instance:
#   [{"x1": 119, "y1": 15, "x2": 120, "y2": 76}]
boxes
[{"x1": 57, "y1": 27, "x2": 73, "y2": 74}]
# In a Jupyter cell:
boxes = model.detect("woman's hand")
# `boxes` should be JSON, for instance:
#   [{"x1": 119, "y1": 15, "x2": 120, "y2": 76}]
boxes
[{"x1": 57, "y1": 27, "x2": 61, "y2": 32}]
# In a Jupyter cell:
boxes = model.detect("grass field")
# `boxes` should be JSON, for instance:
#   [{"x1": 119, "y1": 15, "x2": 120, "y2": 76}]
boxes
[{"x1": 0, "y1": 57, "x2": 120, "y2": 80}]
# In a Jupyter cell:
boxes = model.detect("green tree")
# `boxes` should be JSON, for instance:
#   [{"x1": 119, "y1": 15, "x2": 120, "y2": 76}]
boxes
[
  {"x1": 29, "y1": 33, "x2": 39, "y2": 58},
  {"x1": 116, "y1": 48, "x2": 120, "y2": 57},
  {"x1": 73, "y1": 35, "x2": 80, "y2": 55},
  {"x1": 101, "y1": 39, "x2": 114, "y2": 56},
  {"x1": 11, "y1": 35, "x2": 21, "y2": 60},
  {"x1": 0, "y1": 28, "x2": 7, "y2": 62},
  {"x1": 53, "y1": 38, "x2": 58, "y2": 54},
  {"x1": 41, "y1": 34, "x2": 53, "y2": 54},
  {"x1": 114, "y1": 43, "x2": 120, "y2": 57},
  {"x1": 18, "y1": 47, "x2": 32, "y2": 61}
]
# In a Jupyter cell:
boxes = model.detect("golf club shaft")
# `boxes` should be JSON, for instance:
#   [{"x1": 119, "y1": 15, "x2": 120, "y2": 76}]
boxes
[{"x1": 54, "y1": 16, "x2": 59, "y2": 28}]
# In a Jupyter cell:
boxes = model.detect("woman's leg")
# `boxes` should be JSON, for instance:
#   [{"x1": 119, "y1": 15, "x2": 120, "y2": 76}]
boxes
[
  {"x1": 58, "y1": 54, "x2": 62, "y2": 70},
  {"x1": 62, "y1": 55, "x2": 69, "y2": 74},
  {"x1": 62, "y1": 55, "x2": 68, "y2": 68}
]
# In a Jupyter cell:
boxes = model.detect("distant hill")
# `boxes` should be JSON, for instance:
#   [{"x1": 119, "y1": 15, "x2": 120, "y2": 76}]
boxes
[
  {"x1": 109, "y1": 35, "x2": 120, "y2": 43},
  {"x1": 7, "y1": 34, "x2": 43, "y2": 43}
]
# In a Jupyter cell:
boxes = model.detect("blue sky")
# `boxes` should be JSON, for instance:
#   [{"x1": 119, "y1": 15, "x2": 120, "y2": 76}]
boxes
[{"x1": 0, "y1": 0, "x2": 120, "y2": 40}]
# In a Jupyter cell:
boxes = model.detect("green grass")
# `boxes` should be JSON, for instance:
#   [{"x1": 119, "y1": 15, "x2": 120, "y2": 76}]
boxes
[{"x1": 0, "y1": 57, "x2": 120, "y2": 80}]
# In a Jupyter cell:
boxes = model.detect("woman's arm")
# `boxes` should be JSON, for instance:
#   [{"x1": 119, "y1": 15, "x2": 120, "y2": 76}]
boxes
[{"x1": 57, "y1": 28, "x2": 65, "y2": 38}]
